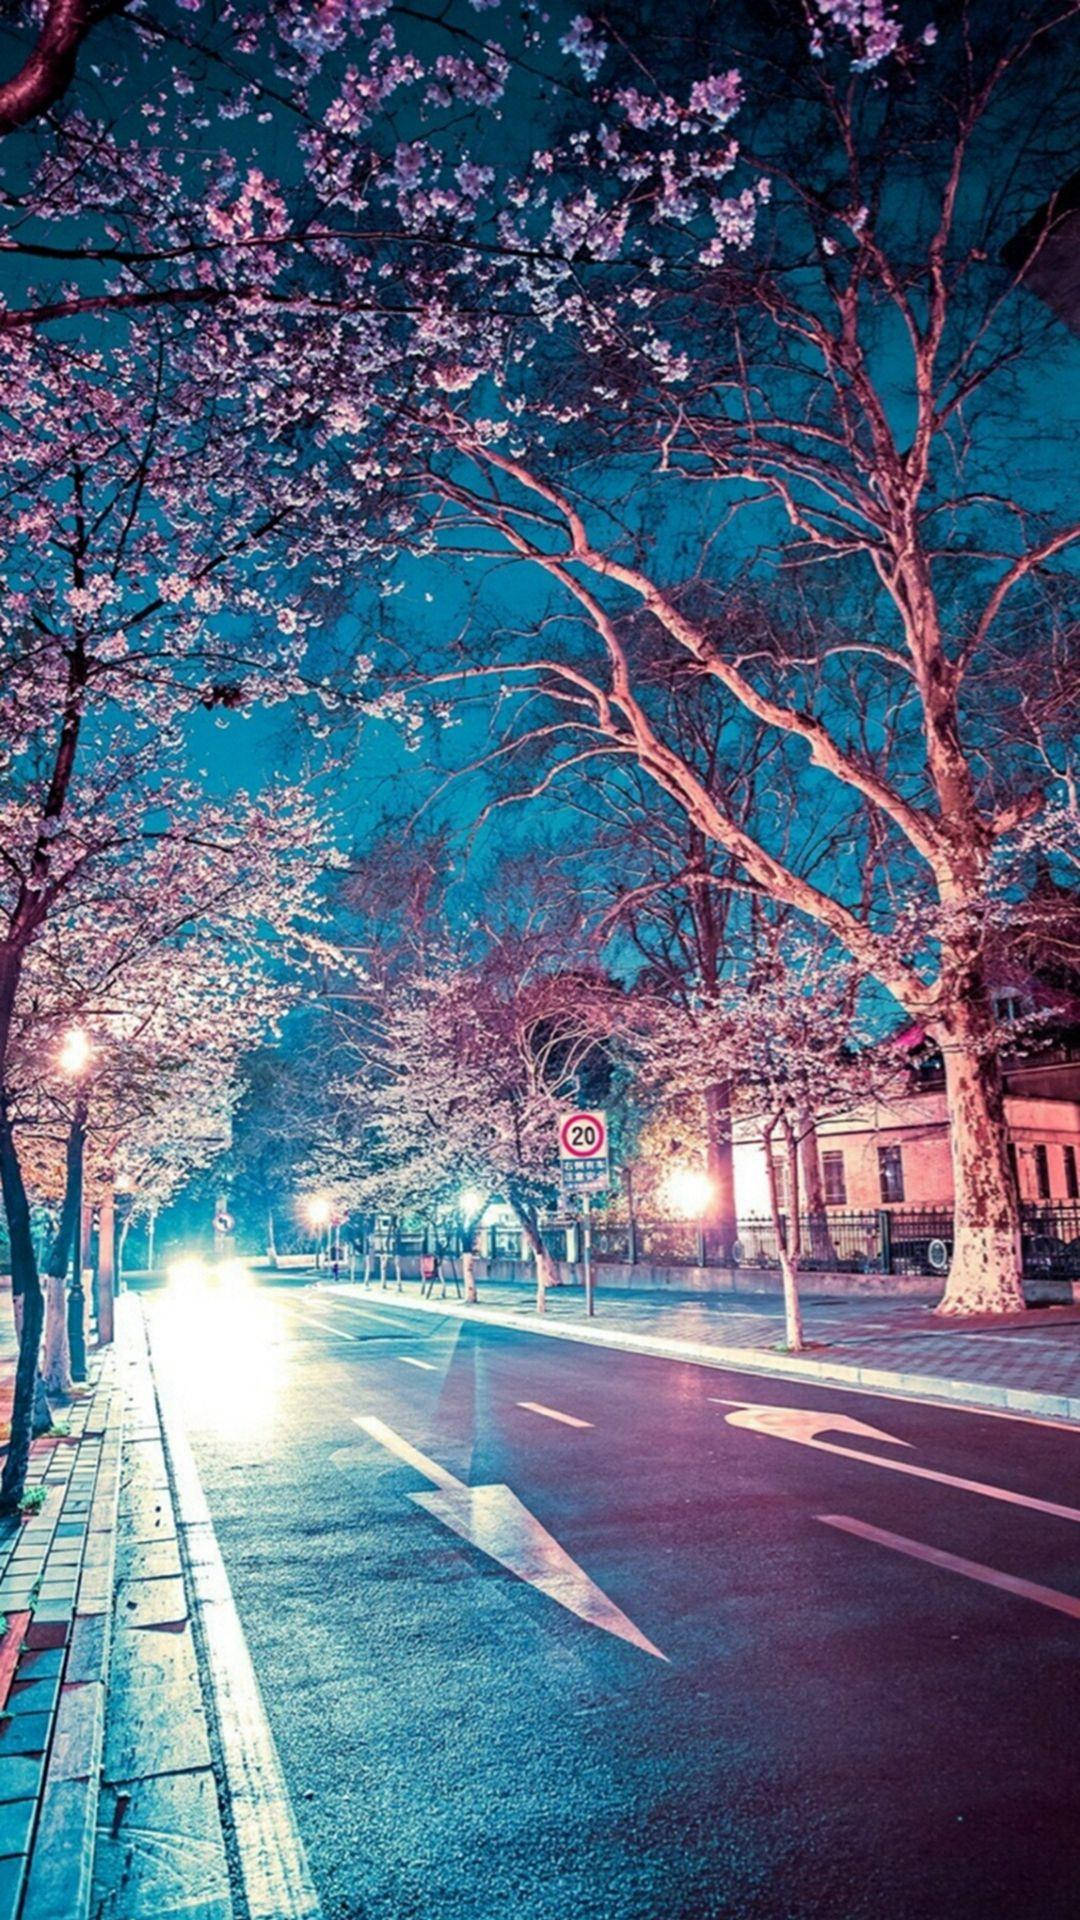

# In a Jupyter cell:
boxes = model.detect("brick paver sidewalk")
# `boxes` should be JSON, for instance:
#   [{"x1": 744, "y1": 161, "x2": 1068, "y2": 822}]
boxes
[{"x1": 338, "y1": 1275, "x2": 1080, "y2": 1421}]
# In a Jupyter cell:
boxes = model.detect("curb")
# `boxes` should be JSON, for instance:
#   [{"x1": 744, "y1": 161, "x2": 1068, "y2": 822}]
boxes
[
  {"x1": 0, "y1": 1350, "x2": 122, "y2": 1920},
  {"x1": 326, "y1": 1285, "x2": 1080, "y2": 1428},
  {"x1": 142, "y1": 1302, "x2": 322, "y2": 1920}
]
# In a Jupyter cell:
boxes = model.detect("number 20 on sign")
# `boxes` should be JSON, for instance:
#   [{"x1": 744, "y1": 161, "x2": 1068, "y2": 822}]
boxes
[{"x1": 559, "y1": 1110, "x2": 608, "y2": 1161}]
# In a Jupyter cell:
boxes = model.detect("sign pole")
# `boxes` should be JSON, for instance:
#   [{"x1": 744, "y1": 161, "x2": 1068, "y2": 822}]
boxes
[{"x1": 583, "y1": 1191, "x2": 594, "y2": 1318}]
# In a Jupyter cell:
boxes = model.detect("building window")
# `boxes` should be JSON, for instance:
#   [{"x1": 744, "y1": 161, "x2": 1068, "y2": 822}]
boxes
[
  {"x1": 822, "y1": 1151, "x2": 847, "y2": 1207},
  {"x1": 1008, "y1": 1142, "x2": 1020, "y2": 1197},
  {"x1": 1065, "y1": 1145, "x2": 1079, "y2": 1201},
  {"x1": 995, "y1": 993, "x2": 1023, "y2": 1023},
  {"x1": 771, "y1": 1157, "x2": 787, "y2": 1212},
  {"x1": 1034, "y1": 1143, "x2": 1051, "y2": 1201},
  {"x1": 878, "y1": 1144, "x2": 905, "y2": 1204}
]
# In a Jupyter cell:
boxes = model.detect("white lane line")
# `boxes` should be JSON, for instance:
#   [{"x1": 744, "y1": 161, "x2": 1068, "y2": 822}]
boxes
[
  {"x1": 297, "y1": 1314, "x2": 359, "y2": 1340},
  {"x1": 714, "y1": 1398, "x2": 1080, "y2": 1524},
  {"x1": 517, "y1": 1401, "x2": 593, "y2": 1429},
  {"x1": 354, "y1": 1415, "x2": 464, "y2": 1491},
  {"x1": 150, "y1": 1317, "x2": 323, "y2": 1920},
  {"x1": 819, "y1": 1513, "x2": 1080, "y2": 1622},
  {"x1": 400, "y1": 1356, "x2": 437, "y2": 1371}
]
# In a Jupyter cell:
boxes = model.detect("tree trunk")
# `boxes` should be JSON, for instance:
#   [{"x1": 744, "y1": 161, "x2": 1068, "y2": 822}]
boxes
[
  {"x1": 798, "y1": 1113, "x2": 837, "y2": 1264},
  {"x1": 40, "y1": 1107, "x2": 85, "y2": 1396},
  {"x1": 462, "y1": 1250, "x2": 477, "y2": 1303},
  {"x1": 96, "y1": 1184, "x2": 115, "y2": 1346},
  {"x1": 118, "y1": 1209, "x2": 132, "y2": 1283},
  {"x1": 704, "y1": 1080, "x2": 737, "y2": 1260},
  {"x1": 764, "y1": 1115, "x2": 804, "y2": 1353},
  {"x1": 936, "y1": 1023, "x2": 1024, "y2": 1316},
  {"x1": 41, "y1": 1271, "x2": 72, "y2": 1398},
  {"x1": 0, "y1": 1096, "x2": 46, "y2": 1511},
  {"x1": 266, "y1": 1202, "x2": 279, "y2": 1269},
  {"x1": 11, "y1": 1293, "x2": 53, "y2": 1437},
  {"x1": 780, "y1": 1114, "x2": 805, "y2": 1352},
  {"x1": 512, "y1": 1202, "x2": 553, "y2": 1314}
]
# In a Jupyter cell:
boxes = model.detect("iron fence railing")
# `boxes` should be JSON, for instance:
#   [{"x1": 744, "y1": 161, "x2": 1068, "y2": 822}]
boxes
[{"x1": 358, "y1": 1199, "x2": 1080, "y2": 1279}]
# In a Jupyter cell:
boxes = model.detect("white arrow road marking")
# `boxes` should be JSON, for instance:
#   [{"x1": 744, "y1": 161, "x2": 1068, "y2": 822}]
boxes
[
  {"x1": 355, "y1": 1415, "x2": 462, "y2": 1490},
  {"x1": 399, "y1": 1356, "x2": 437, "y2": 1371},
  {"x1": 517, "y1": 1401, "x2": 593, "y2": 1429},
  {"x1": 819, "y1": 1514, "x2": 1080, "y2": 1622},
  {"x1": 712, "y1": 1399, "x2": 1080, "y2": 1524},
  {"x1": 715, "y1": 1402, "x2": 912, "y2": 1448},
  {"x1": 354, "y1": 1416, "x2": 665, "y2": 1660}
]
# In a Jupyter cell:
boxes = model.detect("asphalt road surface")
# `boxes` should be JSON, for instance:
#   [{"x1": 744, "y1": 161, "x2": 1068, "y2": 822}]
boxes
[{"x1": 143, "y1": 1278, "x2": 1080, "y2": 1920}]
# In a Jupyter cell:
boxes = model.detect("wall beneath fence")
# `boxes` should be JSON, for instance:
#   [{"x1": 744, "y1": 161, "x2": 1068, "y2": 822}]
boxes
[{"x1": 457, "y1": 1257, "x2": 941, "y2": 1299}]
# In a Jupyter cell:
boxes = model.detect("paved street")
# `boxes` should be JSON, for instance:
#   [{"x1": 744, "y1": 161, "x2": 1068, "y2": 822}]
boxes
[{"x1": 133, "y1": 1277, "x2": 1080, "y2": 1920}]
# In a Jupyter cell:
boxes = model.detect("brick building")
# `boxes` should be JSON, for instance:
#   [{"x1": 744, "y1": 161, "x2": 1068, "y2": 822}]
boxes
[{"x1": 733, "y1": 1029, "x2": 1080, "y2": 1218}]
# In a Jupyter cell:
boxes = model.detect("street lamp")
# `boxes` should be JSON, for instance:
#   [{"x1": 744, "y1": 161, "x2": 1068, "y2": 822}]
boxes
[
  {"x1": 58, "y1": 1026, "x2": 91, "y2": 1078},
  {"x1": 58, "y1": 1025, "x2": 92, "y2": 1379},
  {"x1": 304, "y1": 1193, "x2": 331, "y2": 1269},
  {"x1": 459, "y1": 1187, "x2": 485, "y2": 1227},
  {"x1": 664, "y1": 1165, "x2": 714, "y2": 1219}
]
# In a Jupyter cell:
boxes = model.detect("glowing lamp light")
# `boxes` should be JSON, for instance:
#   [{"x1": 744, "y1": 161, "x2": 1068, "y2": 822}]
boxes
[
  {"x1": 216, "y1": 1257, "x2": 251, "y2": 1291},
  {"x1": 305, "y1": 1194, "x2": 331, "y2": 1229},
  {"x1": 167, "y1": 1255, "x2": 208, "y2": 1289},
  {"x1": 459, "y1": 1186, "x2": 485, "y2": 1222},
  {"x1": 58, "y1": 1026, "x2": 92, "y2": 1078},
  {"x1": 664, "y1": 1166, "x2": 715, "y2": 1220}
]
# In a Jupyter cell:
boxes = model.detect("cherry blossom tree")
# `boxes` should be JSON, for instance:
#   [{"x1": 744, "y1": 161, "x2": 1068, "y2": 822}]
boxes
[
  {"x1": 338, "y1": 0, "x2": 1079, "y2": 1316},
  {"x1": 321, "y1": 927, "x2": 616, "y2": 1310},
  {"x1": 630, "y1": 939, "x2": 882, "y2": 1349},
  {"x1": 0, "y1": 313, "x2": 343, "y2": 1505}
]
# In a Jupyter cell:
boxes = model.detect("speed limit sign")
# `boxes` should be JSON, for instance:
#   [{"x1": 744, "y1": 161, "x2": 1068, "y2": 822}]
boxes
[
  {"x1": 559, "y1": 1110, "x2": 607, "y2": 1159},
  {"x1": 558, "y1": 1110, "x2": 609, "y2": 1190}
]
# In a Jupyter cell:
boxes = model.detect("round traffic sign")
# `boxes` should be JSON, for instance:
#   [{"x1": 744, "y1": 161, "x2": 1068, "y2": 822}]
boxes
[
  {"x1": 214, "y1": 1210, "x2": 234, "y2": 1234},
  {"x1": 559, "y1": 1110, "x2": 607, "y2": 1159}
]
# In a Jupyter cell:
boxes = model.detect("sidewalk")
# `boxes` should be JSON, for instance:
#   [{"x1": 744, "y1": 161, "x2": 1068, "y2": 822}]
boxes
[
  {"x1": 334, "y1": 1275, "x2": 1080, "y2": 1425},
  {"x1": 0, "y1": 1293, "x2": 317, "y2": 1919}
]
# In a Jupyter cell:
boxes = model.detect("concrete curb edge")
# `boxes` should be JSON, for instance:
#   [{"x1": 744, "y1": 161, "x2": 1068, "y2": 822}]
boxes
[
  {"x1": 330, "y1": 1286, "x2": 1080, "y2": 1427},
  {"x1": 140, "y1": 1300, "x2": 323, "y2": 1920}
]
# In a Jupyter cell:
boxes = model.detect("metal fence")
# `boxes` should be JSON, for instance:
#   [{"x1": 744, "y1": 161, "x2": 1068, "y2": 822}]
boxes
[{"x1": 362, "y1": 1200, "x2": 1080, "y2": 1279}]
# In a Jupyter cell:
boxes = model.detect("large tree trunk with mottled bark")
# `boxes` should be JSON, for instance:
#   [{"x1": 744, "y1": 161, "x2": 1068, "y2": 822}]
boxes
[
  {"x1": 935, "y1": 1015, "x2": 1024, "y2": 1316},
  {"x1": 704, "y1": 1080, "x2": 737, "y2": 1261}
]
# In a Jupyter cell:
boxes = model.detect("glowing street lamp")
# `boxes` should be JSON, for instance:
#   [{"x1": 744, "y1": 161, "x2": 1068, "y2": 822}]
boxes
[
  {"x1": 58, "y1": 1026, "x2": 93, "y2": 1380},
  {"x1": 664, "y1": 1165, "x2": 715, "y2": 1220},
  {"x1": 304, "y1": 1193, "x2": 332, "y2": 1271},
  {"x1": 459, "y1": 1186, "x2": 485, "y2": 1226},
  {"x1": 58, "y1": 1026, "x2": 91, "y2": 1079}
]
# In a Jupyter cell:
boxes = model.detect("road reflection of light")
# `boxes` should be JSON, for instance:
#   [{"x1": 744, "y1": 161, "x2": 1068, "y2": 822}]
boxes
[{"x1": 155, "y1": 1278, "x2": 287, "y2": 1444}]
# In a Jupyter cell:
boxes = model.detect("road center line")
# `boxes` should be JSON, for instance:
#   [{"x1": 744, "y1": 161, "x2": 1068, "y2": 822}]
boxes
[
  {"x1": 400, "y1": 1356, "x2": 437, "y2": 1371},
  {"x1": 818, "y1": 1513, "x2": 1080, "y2": 1622},
  {"x1": 517, "y1": 1401, "x2": 593, "y2": 1429}
]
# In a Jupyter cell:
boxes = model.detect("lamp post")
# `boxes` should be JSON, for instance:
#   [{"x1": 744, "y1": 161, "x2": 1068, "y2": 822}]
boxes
[
  {"x1": 663, "y1": 1165, "x2": 715, "y2": 1270},
  {"x1": 59, "y1": 1026, "x2": 92, "y2": 1381},
  {"x1": 304, "y1": 1194, "x2": 331, "y2": 1270},
  {"x1": 458, "y1": 1188, "x2": 484, "y2": 1303}
]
